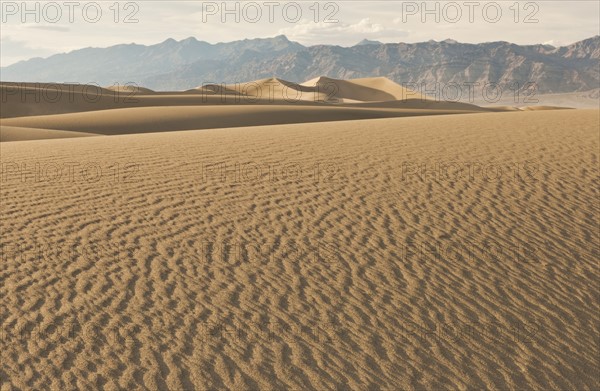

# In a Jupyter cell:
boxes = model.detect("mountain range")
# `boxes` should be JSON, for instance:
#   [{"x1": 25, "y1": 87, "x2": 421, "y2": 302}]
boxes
[{"x1": 2, "y1": 35, "x2": 598, "y2": 94}]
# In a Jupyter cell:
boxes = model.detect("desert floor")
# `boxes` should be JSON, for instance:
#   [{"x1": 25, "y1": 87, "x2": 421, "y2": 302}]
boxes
[{"x1": 1, "y1": 104, "x2": 598, "y2": 390}]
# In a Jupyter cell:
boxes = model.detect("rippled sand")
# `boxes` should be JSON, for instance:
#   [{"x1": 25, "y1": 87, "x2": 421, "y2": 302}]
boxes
[{"x1": 1, "y1": 109, "x2": 598, "y2": 390}]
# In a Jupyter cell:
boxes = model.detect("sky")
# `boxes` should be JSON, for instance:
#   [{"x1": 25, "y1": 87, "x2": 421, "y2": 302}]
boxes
[{"x1": 1, "y1": 0, "x2": 599, "y2": 66}]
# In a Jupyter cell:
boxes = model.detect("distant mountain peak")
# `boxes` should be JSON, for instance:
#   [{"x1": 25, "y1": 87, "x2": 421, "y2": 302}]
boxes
[
  {"x1": 356, "y1": 39, "x2": 383, "y2": 46},
  {"x1": 241, "y1": 35, "x2": 290, "y2": 42}
]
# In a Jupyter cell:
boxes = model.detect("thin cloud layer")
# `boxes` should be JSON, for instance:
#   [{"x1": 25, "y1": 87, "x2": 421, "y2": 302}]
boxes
[
  {"x1": 278, "y1": 18, "x2": 409, "y2": 46},
  {"x1": 1, "y1": 1, "x2": 598, "y2": 65}
]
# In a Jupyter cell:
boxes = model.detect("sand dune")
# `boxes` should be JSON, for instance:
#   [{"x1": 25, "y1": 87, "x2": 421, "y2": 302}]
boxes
[
  {"x1": 1, "y1": 109, "x2": 598, "y2": 390},
  {"x1": 1, "y1": 78, "x2": 430, "y2": 119},
  {"x1": 208, "y1": 76, "x2": 429, "y2": 103},
  {"x1": 201, "y1": 78, "x2": 330, "y2": 102},
  {"x1": 1, "y1": 77, "x2": 570, "y2": 142},
  {"x1": 1, "y1": 105, "x2": 489, "y2": 138}
]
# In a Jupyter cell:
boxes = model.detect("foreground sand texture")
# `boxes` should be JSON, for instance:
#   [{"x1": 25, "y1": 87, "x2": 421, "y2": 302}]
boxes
[{"x1": 1, "y1": 109, "x2": 598, "y2": 390}]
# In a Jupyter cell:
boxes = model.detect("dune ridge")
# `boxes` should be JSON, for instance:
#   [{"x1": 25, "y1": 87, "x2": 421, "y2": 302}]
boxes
[{"x1": 0, "y1": 76, "x2": 571, "y2": 142}]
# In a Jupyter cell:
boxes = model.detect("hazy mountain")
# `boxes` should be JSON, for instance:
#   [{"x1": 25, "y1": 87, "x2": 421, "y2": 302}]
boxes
[
  {"x1": 2, "y1": 35, "x2": 598, "y2": 94},
  {"x1": 355, "y1": 39, "x2": 384, "y2": 46}
]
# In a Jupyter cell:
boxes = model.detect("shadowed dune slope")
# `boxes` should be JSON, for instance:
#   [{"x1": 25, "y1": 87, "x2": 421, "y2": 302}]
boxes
[
  {"x1": 0, "y1": 105, "x2": 489, "y2": 137},
  {"x1": 0, "y1": 126, "x2": 97, "y2": 142},
  {"x1": 1, "y1": 109, "x2": 598, "y2": 390}
]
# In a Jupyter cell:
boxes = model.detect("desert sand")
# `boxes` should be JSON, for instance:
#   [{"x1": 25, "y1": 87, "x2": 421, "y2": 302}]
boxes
[{"x1": 0, "y1": 77, "x2": 598, "y2": 390}]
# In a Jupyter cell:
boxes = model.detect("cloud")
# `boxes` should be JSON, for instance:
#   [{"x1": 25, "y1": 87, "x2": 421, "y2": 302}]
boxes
[
  {"x1": 542, "y1": 40, "x2": 565, "y2": 48},
  {"x1": 27, "y1": 24, "x2": 70, "y2": 32},
  {"x1": 278, "y1": 18, "x2": 409, "y2": 46}
]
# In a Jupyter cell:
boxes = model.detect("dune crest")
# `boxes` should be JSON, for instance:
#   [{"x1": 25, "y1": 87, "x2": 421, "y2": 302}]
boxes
[
  {"x1": 302, "y1": 76, "x2": 429, "y2": 102},
  {"x1": 105, "y1": 85, "x2": 155, "y2": 94},
  {"x1": 199, "y1": 76, "x2": 428, "y2": 103}
]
